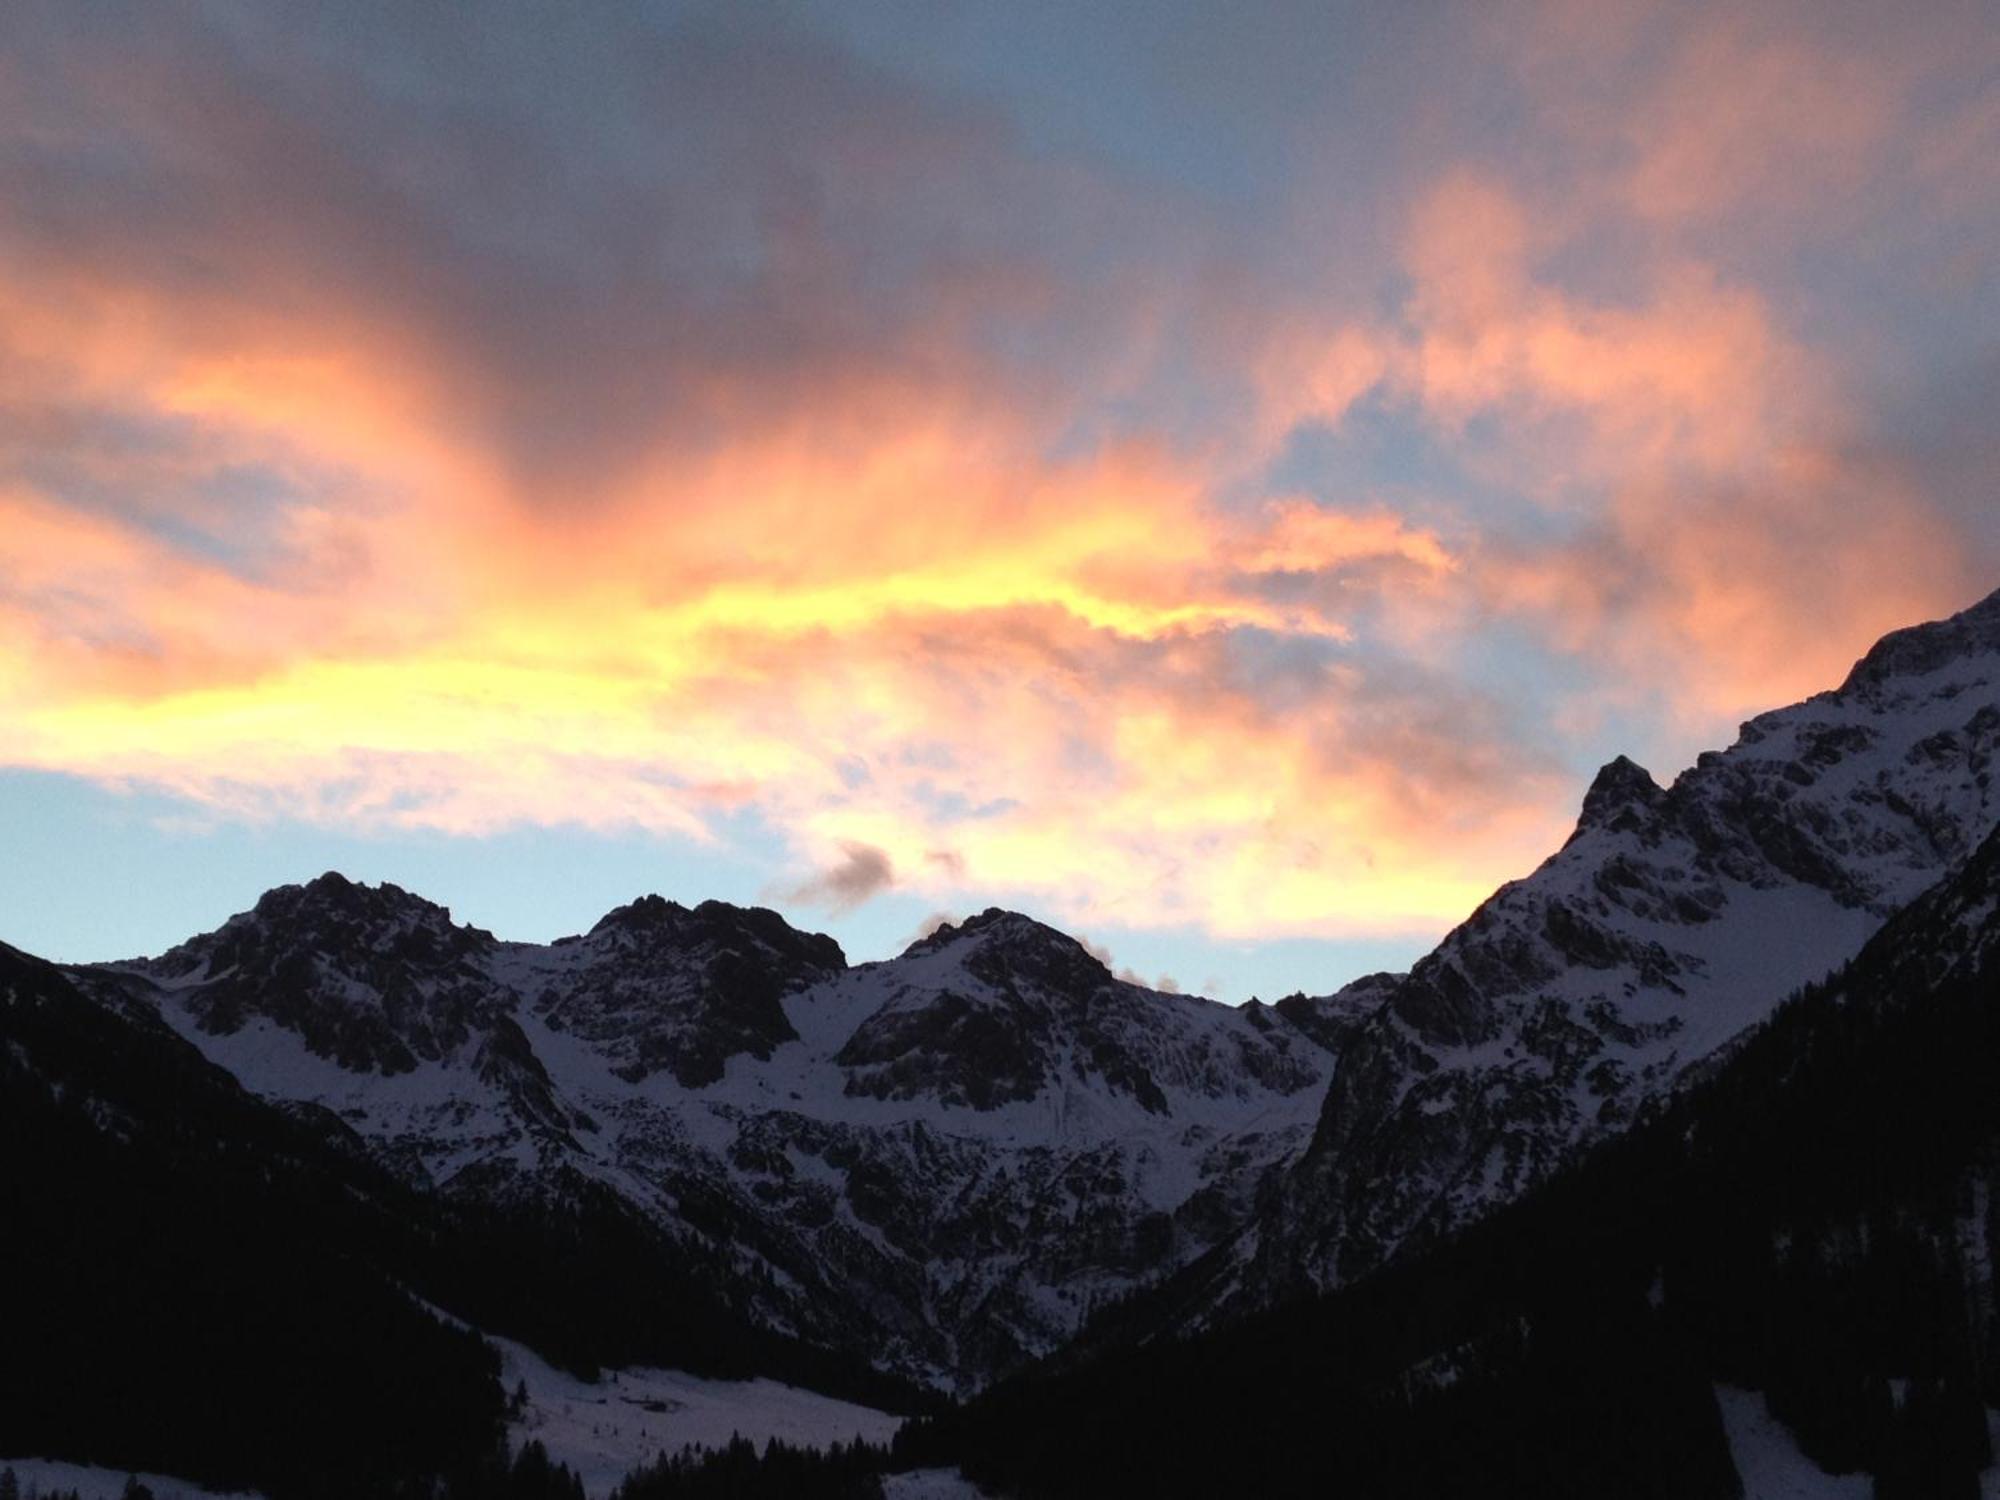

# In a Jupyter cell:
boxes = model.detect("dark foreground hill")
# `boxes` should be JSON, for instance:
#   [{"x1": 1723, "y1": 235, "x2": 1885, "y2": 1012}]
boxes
[{"x1": 0, "y1": 942, "x2": 915, "y2": 1500}]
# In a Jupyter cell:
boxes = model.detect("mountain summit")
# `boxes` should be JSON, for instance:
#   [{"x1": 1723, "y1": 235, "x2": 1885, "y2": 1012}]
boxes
[
  {"x1": 1569, "y1": 753, "x2": 1664, "y2": 840},
  {"x1": 1839, "y1": 582, "x2": 2000, "y2": 692}
]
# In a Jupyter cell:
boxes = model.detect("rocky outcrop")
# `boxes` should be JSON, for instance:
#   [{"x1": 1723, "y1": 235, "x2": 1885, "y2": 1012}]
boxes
[
  {"x1": 531, "y1": 896, "x2": 844, "y2": 1087},
  {"x1": 128, "y1": 872, "x2": 511, "y2": 1074}
]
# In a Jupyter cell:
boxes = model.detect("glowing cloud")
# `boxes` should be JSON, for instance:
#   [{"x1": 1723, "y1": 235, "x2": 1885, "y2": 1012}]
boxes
[{"x1": 0, "y1": 1, "x2": 1992, "y2": 956}]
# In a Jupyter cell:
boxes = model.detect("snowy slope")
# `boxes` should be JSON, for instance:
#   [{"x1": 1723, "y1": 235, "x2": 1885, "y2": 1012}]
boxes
[
  {"x1": 1217, "y1": 585, "x2": 2000, "y2": 1306},
  {"x1": 880, "y1": 1472, "x2": 993, "y2": 1499},
  {"x1": 0, "y1": 1458, "x2": 263, "y2": 1500},
  {"x1": 495, "y1": 1336, "x2": 903, "y2": 1497},
  {"x1": 1713, "y1": 1388, "x2": 1871, "y2": 1500}
]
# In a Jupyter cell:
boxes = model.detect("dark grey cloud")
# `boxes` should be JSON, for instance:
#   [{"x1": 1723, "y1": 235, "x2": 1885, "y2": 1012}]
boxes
[
  {"x1": 785, "y1": 840, "x2": 895, "y2": 913},
  {"x1": 0, "y1": 2, "x2": 1216, "y2": 518},
  {"x1": 923, "y1": 848, "x2": 966, "y2": 878}
]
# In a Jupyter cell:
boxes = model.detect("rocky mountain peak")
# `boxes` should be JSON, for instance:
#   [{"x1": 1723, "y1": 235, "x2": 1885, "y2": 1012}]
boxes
[
  {"x1": 125, "y1": 874, "x2": 508, "y2": 1075},
  {"x1": 584, "y1": 895, "x2": 846, "y2": 973},
  {"x1": 532, "y1": 898, "x2": 843, "y2": 1088},
  {"x1": 1570, "y1": 755, "x2": 1664, "y2": 841},
  {"x1": 586, "y1": 892, "x2": 686, "y2": 935},
  {"x1": 901, "y1": 908, "x2": 1111, "y2": 996},
  {"x1": 146, "y1": 872, "x2": 488, "y2": 983},
  {"x1": 905, "y1": 907, "x2": 1085, "y2": 955},
  {"x1": 1838, "y1": 586, "x2": 2000, "y2": 695},
  {"x1": 840, "y1": 906, "x2": 1335, "y2": 1121}
]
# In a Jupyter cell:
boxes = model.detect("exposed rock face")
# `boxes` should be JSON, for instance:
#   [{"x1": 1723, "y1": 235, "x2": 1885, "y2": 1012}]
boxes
[
  {"x1": 1839, "y1": 585, "x2": 2000, "y2": 692},
  {"x1": 531, "y1": 895, "x2": 845, "y2": 1087},
  {"x1": 130, "y1": 873, "x2": 511, "y2": 1074},
  {"x1": 1269, "y1": 978, "x2": 1398, "y2": 1056},
  {"x1": 1569, "y1": 755, "x2": 1664, "y2": 841},
  {"x1": 836, "y1": 910, "x2": 1324, "y2": 1114}
]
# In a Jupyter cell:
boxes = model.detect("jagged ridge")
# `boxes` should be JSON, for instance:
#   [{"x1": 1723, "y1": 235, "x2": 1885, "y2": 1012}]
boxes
[
  {"x1": 1207, "y1": 583, "x2": 2000, "y2": 1314},
  {"x1": 74, "y1": 881, "x2": 1340, "y2": 1391}
]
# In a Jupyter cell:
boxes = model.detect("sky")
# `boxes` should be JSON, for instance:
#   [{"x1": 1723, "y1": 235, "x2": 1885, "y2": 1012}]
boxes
[{"x1": 0, "y1": 0, "x2": 1996, "y2": 999}]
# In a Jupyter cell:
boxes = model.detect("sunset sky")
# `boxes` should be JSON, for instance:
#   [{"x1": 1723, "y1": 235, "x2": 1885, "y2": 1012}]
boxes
[{"x1": 2, "y1": 1, "x2": 1995, "y2": 998}]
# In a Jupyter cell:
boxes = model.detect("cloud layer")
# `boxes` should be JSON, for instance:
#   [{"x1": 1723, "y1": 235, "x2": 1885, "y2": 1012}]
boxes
[{"x1": 1, "y1": 1, "x2": 1993, "y2": 945}]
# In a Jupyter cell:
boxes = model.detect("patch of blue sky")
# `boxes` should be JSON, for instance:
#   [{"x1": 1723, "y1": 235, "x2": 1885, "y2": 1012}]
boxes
[
  {"x1": 0, "y1": 767, "x2": 1421, "y2": 999},
  {"x1": 0, "y1": 769, "x2": 778, "y2": 963}
]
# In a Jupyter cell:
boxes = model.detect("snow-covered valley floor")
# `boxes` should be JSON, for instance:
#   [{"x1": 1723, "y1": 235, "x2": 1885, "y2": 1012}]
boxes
[
  {"x1": 880, "y1": 1471, "x2": 989, "y2": 1499},
  {"x1": 495, "y1": 1335, "x2": 909, "y2": 1496},
  {"x1": 0, "y1": 1458, "x2": 262, "y2": 1500},
  {"x1": 1717, "y1": 1387, "x2": 2000, "y2": 1500},
  {"x1": 1714, "y1": 1387, "x2": 1870, "y2": 1500}
]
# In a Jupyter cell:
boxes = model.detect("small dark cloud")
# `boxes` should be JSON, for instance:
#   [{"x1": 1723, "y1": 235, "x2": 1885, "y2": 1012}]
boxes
[
  {"x1": 0, "y1": 3, "x2": 1193, "y2": 518},
  {"x1": 785, "y1": 840, "x2": 895, "y2": 913}
]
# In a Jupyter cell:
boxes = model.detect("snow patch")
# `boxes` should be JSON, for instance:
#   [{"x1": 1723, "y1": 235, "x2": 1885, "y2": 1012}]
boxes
[
  {"x1": 1714, "y1": 1386, "x2": 1869, "y2": 1500},
  {"x1": 881, "y1": 1470, "x2": 993, "y2": 1499},
  {"x1": 0, "y1": 1458, "x2": 262, "y2": 1500},
  {"x1": 494, "y1": 1336, "x2": 904, "y2": 1498}
]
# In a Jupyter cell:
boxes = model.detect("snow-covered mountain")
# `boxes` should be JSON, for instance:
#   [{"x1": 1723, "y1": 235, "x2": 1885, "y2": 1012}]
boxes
[
  {"x1": 907, "y1": 814, "x2": 2000, "y2": 1500},
  {"x1": 80, "y1": 888, "x2": 1337, "y2": 1391},
  {"x1": 1193, "y1": 585, "x2": 2000, "y2": 1313},
  {"x1": 53, "y1": 585, "x2": 2000, "y2": 1396}
]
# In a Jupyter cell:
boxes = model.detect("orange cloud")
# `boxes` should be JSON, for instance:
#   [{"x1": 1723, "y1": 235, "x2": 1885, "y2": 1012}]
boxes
[
  {"x1": 1621, "y1": 15, "x2": 1903, "y2": 227},
  {"x1": 1265, "y1": 4, "x2": 1996, "y2": 737},
  {"x1": 1, "y1": 0, "x2": 1990, "y2": 957},
  {"x1": 0, "y1": 244, "x2": 1529, "y2": 941}
]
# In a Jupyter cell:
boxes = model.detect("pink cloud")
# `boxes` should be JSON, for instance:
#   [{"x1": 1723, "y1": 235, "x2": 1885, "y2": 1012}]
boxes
[{"x1": 0, "y1": 0, "x2": 1991, "y2": 951}]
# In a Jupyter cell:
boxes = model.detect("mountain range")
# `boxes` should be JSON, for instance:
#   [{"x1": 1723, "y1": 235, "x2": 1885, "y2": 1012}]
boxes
[
  {"x1": 7, "y1": 585, "x2": 2000, "y2": 1497},
  {"x1": 75, "y1": 882, "x2": 1343, "y2": 1394}
]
